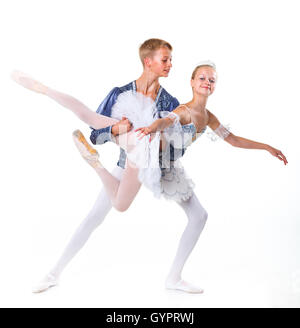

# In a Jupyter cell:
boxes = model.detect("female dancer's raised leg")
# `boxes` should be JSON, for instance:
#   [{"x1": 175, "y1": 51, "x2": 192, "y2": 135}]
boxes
[
  {"x1": 11, "y1": 70, "x2": 118, "y2": 129},
  {"x1": 11, "y1": 71, "x2": 142, "y2": 211}
]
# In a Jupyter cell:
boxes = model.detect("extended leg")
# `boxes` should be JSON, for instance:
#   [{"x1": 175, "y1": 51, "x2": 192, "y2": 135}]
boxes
[
  {"x1": 32, "y1": 166, "x2": 123, "y2": 293},
  {"x1": 165, "y1": 192, "x2": 208, "y2": 293},
  {"x1": 11, "y1": 70, "x2": 117, "y2": 129}
]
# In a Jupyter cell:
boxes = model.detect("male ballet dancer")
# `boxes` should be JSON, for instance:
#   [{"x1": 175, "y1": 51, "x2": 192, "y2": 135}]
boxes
[{"x1": 33, "y1": 38, "x2": 207, "y2": 294}]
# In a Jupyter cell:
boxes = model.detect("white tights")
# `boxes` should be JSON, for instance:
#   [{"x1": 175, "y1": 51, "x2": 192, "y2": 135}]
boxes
[
  {"x1": 166, "y1": 192, "x2": 208, "y2": 292},
  {"x1": 92, "y1": 160, "x2": 141, "y2": 212},
  {"x1": 50, "y1": 166, "x2": 124, "y2": 278},
  {"x1": 44, "y1": 87, "x2": 208, "y2": 291},
  {"x1": 49, "y1": 171, "x2": 207, "y2": 292}
]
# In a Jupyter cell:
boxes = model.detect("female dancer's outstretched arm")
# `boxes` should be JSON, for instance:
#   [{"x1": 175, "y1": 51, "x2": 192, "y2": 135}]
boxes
[
  {"x1": 135, "y1": 106, "x2": 188, "y2": 137},
  {"x1": 206, "y1": 110, "x2": 288, "y2": 165},
  {"x1": 137, "y1": 105, "x2": 288, "y2": 166}
]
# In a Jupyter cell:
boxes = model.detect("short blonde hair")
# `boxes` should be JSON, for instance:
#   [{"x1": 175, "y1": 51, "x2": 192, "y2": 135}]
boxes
[{"x1": 139, "y1": 38, "x2": 172, "y2": 65}]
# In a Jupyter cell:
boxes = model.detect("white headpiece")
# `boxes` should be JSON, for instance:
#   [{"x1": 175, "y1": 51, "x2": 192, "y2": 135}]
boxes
[{"x1": 196, "y1": 60, "x2": 216, "y2": 69}]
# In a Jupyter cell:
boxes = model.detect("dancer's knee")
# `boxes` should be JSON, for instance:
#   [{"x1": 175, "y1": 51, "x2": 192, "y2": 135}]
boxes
[
  {"x1": 192, "y1": 209, "x2": 208, "y2": 230},
  {"x1": 202, "y1": 209, "x2": 208, "y2": 222},
  {"x1": 201, "y1": 209, "x2": 208, "y2": 226},
  {"x1": 113, "y1": 201, "x2": 130, "y2": 213}
]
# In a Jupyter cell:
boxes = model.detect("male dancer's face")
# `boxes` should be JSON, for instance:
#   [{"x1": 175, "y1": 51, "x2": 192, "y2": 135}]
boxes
[{"x1": 147, "y1": 47, "x2": 172, "y2": 77}]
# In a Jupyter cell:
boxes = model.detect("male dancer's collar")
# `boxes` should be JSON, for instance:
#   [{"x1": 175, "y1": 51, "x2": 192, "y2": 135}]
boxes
[{"x1": 133, "y1": 81, "x2": 162, "y2": 105}]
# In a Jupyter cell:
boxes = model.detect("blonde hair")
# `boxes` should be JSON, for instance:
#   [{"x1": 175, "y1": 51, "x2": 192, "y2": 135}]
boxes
[
  {"x1": 139, "y1": 38, "x2": 172, "y2": 66},
  {"x1": 191, "y1": 61, "x2": 216, "y2": 79}
]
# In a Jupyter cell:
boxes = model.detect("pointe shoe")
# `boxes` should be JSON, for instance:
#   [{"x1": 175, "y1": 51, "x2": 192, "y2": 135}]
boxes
[
  {"x1": 32, "y1": 273, "x2": 59, "y2": 294},
  {"x1": 72, "y1": 129, "x2": 102, "y2": 168},
  {"x1": 165, "y1": 279, "x2": 204, "y2": 294},
  {"x1": 11, "y1": 70, "x2": 48, "y2": 94}
]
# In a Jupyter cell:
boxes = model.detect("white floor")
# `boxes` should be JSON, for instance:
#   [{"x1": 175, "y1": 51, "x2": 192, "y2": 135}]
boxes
[
  {"x1": 1, "y1": 194, "x2": 299, "y2": 308},
  {"x1": 1, "y1": 262, "x2": 299, "y2": 308}
]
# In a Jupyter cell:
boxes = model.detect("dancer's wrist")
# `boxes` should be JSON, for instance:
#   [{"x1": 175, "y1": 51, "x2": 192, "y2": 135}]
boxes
[
  {"x1": 264, "y1": 144, "x2": 272, "y2": 152},
  {"x1": 111, "y1": 124, "x2": 119, "y2": 136},
  {"x1": 41, "y1": 85, "x2": 49, "y2": 95},
  {"x1": 112, "y1": 118, "x2": 132, "y2": 136}
]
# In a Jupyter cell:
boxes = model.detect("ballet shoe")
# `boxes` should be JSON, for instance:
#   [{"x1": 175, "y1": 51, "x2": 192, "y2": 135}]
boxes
[
  {"x1": 72, "y1": 129, "x2": 102, "y2": 168},
  {"x1": 165, "y1": 279, "x2": 204, "y2": 294},
  {"x1": 32, "y1": 273, "x2": 59, "y2": 293},
  {"x1": 11, "y1": 70, "x2": 48, "y2": 94}
]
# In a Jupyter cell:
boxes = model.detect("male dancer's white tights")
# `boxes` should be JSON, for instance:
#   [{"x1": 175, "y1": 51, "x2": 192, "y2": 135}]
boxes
[
  {"x1": 46, "y1": 169, "x2": 207, "y2": 293},
  {"x1": 49, "y1": 166, "x2": 123, "y2": 278}
]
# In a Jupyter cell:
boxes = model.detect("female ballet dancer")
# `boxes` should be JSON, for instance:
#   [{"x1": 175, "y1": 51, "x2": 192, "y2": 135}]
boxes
[{"x1": 72, "y1": 62, "x2": 288, "y2": 211}]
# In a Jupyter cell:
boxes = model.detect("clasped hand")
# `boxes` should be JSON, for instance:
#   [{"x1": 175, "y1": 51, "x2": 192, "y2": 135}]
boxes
[{"x1": 112, "y1": 117, "x2": 132, "y2": 136}]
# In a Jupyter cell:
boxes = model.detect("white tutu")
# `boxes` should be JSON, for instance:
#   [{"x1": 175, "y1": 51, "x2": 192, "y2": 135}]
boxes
[
  {"x1": 111, "y1": 90, "x2": 155, "y2": 129},
  {"x1": 111, "y1": 90, "x2": 195, "y2": 202}
]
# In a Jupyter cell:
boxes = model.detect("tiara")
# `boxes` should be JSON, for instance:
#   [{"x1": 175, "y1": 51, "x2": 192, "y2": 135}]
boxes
[{"x1": 196, "y1": 60, "x2": 216, "y2": 69}]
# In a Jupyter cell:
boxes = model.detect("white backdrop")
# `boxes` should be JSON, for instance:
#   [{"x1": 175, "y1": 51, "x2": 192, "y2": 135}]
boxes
[{"x1": 1, "y1": 0, "x2": 299, "y2": 308}]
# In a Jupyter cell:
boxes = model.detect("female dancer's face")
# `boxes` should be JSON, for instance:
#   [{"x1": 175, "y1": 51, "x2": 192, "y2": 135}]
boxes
[
  {"x1": 191, "y1": 66, "x2": 217, "y2": 97},
  {"x1": 146, "y1": 47, "x2": 172, "y2": 77}
]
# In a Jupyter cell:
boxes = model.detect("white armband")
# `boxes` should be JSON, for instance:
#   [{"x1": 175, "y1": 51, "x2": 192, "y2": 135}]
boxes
[
  {"x1": 165, "y1": 112, "x2": 180, "y2": 125},
  {"x1": 207, "y1": 124, "x2": 231, "y2": 141}
]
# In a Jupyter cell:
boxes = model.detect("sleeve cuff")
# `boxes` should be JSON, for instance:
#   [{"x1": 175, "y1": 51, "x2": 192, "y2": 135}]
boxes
[{"x1": 90, "y1": 125, "x2": 113, "y2": 145}]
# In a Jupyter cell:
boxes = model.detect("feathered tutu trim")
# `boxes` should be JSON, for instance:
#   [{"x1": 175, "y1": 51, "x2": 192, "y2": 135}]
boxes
[
  {"x1": 160, "y1": 161, "x2": 195, "y2": 202},
  {"x1": 111, "y1": 90, "x2": 155, "y2": 129},
  {"x1": 110, "y1": 90, "x2": 195, "y2": 202}
]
